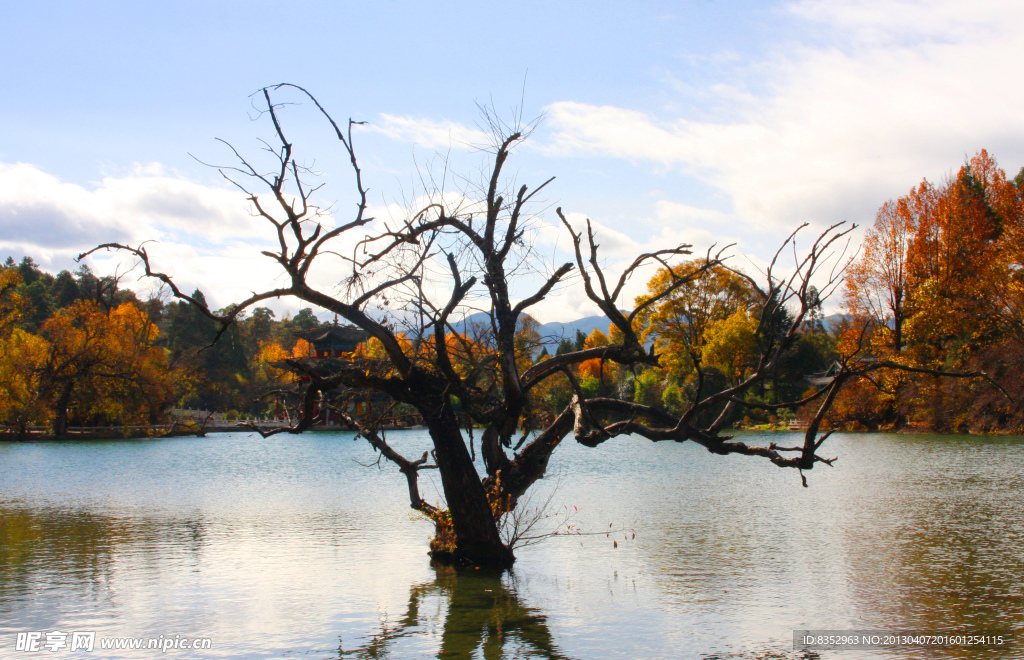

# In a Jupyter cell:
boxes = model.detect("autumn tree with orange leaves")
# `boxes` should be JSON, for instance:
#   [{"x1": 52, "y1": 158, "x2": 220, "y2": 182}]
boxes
[{"x1": 839, "y1": 150, "x2": 1024, "y2": 431}]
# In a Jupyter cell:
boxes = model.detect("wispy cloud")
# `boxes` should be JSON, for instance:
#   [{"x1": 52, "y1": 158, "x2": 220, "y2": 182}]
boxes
[
  {"x1": 543, "y1": 0, "x2": 1024, "y2": 232},
  {"x1": 368, "y1": 115, "x2": 490, "y2": 151}
]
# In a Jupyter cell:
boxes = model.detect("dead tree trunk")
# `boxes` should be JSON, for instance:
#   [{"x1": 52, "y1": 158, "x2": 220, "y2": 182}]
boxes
[{"x1": 422, "y1": 403, "x2": 513, "y2": 566}]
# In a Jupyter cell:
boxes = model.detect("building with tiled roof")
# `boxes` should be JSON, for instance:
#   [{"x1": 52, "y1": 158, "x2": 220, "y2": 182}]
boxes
[{"x1": 294, "y1": 323, "x2": 369, "y2": 358}]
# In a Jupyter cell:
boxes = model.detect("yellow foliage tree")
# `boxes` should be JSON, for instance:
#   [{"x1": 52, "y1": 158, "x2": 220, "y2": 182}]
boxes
[
  {"x1": 636, "y1": 261, "x2": 756, "y2": 378},
  {"x1": 77, "y1": 303, "x2": 175, "y2": 428},
  {"x1": 701, "y1": 309, "x2": 758, "y2": 385},
  {"x1": 254, "y1": 341, "x2": 290, "y2": 384},
  {"x1": 578, "y1": 328, "x2": 610, "y2": 381},
  {"x1": 0, "y1": 328, "x2": 50, "y2": 433},
  {"x1": 0, "y1": 268, "x2": 27, "y2": 338},
  {"x1": 0, "y1": 300, "x2": 174, "y2": 437}
]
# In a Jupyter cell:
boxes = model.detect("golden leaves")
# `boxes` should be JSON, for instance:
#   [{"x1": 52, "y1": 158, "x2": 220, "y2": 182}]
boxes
[{"x1": 0, "y1": 300, "x2": 174, "y2": 429}]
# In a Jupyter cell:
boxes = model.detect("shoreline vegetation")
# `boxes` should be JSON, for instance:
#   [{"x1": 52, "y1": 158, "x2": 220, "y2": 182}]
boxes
[
  {"x1": 5, "y1": 422, "x2": 1020, "y2": 442},
  {"x1": 2, "y1": 146, "x2": 1023, "y2": 443},
  {"x1": 732, "y1": 422, "x2": 1024, "y2": 435},
  {"x1": 0, "y1": 419, "x2": 427, "y2": 441}
]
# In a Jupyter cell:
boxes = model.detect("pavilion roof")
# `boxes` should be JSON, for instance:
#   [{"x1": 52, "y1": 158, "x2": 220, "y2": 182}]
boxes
[{"x1": 293, "y1": 324, "x2": 369, "y2": 344}]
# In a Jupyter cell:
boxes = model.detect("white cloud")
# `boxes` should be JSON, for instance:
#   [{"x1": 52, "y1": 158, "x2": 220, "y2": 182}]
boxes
[
  {"x1": 543, "y1": 0, "x2": 1024, "y2": 233},
  {"x1": 0, "y1": 161, "x2": 311, "y2": 312},
  {"x1": 0, "y1": 163, "x2": 140, "y2": 249},
  {"x1": 0, "y1": 161, "x2": 276, "y2": 250},
  {"x1": 95, "y1": 167, "x2": 268, "y2": 243},
  {"x1": 369, "y1": 115, "x2": 490, "y2": 151}
]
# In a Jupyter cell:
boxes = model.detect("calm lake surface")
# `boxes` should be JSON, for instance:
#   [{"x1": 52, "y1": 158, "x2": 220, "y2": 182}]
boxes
[{"x1": 1, "y1": 431, "x2": 1022, "y2": 659}]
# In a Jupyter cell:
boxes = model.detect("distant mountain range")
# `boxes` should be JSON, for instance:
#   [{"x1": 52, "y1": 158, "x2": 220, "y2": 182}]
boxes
[
  {"x1": 450, "y1": 311, "x2": 849, "y2": 350},
  {"x1": 536, "y1": 315, "x2": 616, "y2": 344},
  {"x1": 451, "y1": 312, "x2": 617, "y2": 347}
]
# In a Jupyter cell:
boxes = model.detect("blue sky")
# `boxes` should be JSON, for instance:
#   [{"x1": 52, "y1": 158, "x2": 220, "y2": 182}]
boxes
[{"x1": 3, "y1": 0, "x2": 1023, "y2": 321}]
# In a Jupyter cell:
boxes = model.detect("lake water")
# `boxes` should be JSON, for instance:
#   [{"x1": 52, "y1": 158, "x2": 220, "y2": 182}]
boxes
[{"x1": 1, "y1": 431, "x2": 1022, "y2": 659}]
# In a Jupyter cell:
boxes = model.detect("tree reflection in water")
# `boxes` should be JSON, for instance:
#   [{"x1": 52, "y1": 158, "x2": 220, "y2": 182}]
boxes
[{"x1": 339, "y1": 563, "x2": 574, "y2": 660}]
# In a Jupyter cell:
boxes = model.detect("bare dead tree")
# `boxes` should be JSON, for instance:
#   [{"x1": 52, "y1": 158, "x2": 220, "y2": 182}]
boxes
[{"x1": 80, "y1": 85, "x2": 928, "y2": 566}]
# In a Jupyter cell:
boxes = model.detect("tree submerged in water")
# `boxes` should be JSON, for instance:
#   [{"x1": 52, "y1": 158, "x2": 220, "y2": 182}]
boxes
[
  {"x1": 83, "y1": 85, "x2": 900, "y2": 567},
  {"x1": 339, "y1": 564, "x2": 571, "y2": 659}
]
